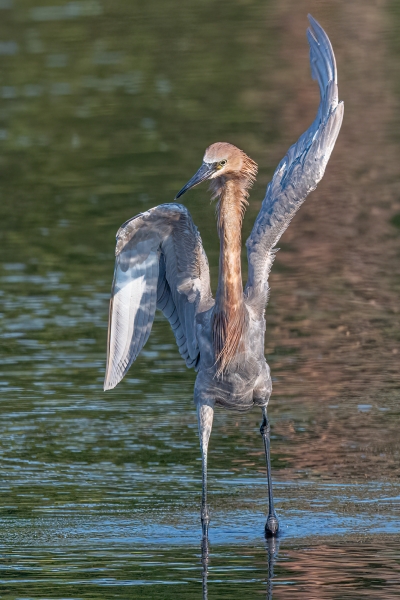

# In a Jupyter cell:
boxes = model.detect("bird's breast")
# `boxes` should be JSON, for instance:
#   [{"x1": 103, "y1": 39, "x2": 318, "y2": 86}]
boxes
[{"x1": 195, "y1": 307, "x2": 269, "y2": 411}]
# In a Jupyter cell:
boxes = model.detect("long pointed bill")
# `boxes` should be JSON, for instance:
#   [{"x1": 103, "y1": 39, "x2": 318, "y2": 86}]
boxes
[{"x1": 175, "y1": 162, "x2": 216, "y2": 199}]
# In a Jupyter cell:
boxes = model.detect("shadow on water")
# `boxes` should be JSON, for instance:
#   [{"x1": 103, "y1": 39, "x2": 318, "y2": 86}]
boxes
[{"x1": 0, "y1": 0, "x2": 400, "y2": 597}]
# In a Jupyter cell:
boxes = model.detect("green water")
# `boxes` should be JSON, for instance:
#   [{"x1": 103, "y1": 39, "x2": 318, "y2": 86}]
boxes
[{"x1": 0, "y1": 0, "x2": 400, "y2": 597}]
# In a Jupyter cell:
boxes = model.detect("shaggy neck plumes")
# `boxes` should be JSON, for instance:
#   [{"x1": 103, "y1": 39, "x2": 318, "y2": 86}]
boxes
[{"x1": 212, "y1": 156, "x2": 257, "y2": 376}]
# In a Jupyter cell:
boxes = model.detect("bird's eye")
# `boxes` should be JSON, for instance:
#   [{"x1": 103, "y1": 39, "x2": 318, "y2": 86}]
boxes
[{"x1": 218, "y1": 159, "x2": 227, "y2": 168}]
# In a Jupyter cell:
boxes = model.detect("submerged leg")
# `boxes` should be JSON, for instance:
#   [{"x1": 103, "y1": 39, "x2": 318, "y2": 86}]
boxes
[
  {"x1": 197, "y1": 402, "x2": 214, "y2": 539},
  {"x1": 201, "y1": 534, "x2": 209, "y2": 600},
  {"x1": 260, "y1": 406, "x2": 279, "y2": 536}
]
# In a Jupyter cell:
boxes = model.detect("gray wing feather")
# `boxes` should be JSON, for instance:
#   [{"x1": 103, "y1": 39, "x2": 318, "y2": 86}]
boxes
[
  {"x1": 104, "y1": 203, "x2": 213, "y2": 390},
  {"x1": 245, "y1": 15, "x2": 344, "y2": 313}
]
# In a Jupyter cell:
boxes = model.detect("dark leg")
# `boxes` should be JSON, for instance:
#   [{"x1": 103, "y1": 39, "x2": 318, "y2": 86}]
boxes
[
  {"x1": 197, "y1": 403, "x2": 214, "y2": 539},
  {"x1": 260, "y1": 406, "x2": 279, "y2": 536}
]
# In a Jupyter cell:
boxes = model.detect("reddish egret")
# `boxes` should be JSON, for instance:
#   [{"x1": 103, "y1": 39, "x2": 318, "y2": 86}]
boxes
[{"x1": 104, "y1": 15, "x2": 343, "y2": 538}]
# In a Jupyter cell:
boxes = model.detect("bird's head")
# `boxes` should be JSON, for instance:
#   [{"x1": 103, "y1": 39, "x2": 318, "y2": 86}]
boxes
[{"x1": 175, "y1": 142, "x2": 257, "y2": 200}]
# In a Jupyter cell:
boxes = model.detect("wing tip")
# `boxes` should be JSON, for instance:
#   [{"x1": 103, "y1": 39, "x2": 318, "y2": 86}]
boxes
[
  {"x1": 307, "y1": 14, "x2": 318, "y2": 42},
  {"x1": 307, "y1": 13, "x2": 316, "y2": 26},
  {"x1": 307, "y1": 13, "x2": 326, "y2": 37},
  {"x1": 307, "y1": 13, "x2": 337, "y2": 86},
  {"x1": 104, "y1": 367, "x2": 122, "y2": 391},
  {"x1": 103, "y1": 377, "x2": 117, "y2": 391}
]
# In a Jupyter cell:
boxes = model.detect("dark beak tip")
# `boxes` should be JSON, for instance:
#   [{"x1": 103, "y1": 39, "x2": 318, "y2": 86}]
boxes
[{"x1": 174, "y1": 162, "x2": 215, "y2": 201}]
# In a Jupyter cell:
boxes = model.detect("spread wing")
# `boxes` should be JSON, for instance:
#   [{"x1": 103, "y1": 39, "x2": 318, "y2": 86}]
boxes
[
  {"x1": 245, "y1": 15, "x2": 344, "y2": 314},
  {"x1": 104, "y1": 203, "x2": 213, "y2": 390}
]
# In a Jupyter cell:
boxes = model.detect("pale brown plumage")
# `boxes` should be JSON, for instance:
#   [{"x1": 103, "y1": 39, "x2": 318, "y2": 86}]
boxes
[{"x1": 204, "y1": 143, "x2": 258, "y2": 376}]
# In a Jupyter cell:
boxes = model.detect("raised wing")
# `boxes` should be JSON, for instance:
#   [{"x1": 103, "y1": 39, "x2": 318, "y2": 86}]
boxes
[
  {"x1": 104, "y1": 203, "x2": 213, "y2": 390},
  {"x1": 245, "y1": 15, "x2": 344, "y2": 314}
]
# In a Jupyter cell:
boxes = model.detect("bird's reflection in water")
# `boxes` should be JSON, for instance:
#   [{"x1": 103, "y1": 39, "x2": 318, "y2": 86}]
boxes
[
  {"x1": 265, "y1": 536, "x2": 280, "y2": 600},
  {"x1": 201, "y1": 537, "x2": 209, "y2": 600},
  {"x1": 200, "y1": 536, "x2": 280, "y2": 599}
]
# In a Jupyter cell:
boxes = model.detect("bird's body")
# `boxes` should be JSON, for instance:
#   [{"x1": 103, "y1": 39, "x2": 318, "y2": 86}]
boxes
[
  {"x1": 195, "y1": 300, "x2": 271, "y2": 412},
  {"x1": 104, "y1": 15, "x2": 343, "y2": 539}
]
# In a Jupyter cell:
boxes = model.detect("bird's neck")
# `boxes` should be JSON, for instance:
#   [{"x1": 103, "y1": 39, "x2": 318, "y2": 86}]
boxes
[
  {"x1": 216, "y1": 178, "x2": 246, "y2": 313},
  {"x1": 213, "y1": 178, "x2": 248, "y2": 375}
]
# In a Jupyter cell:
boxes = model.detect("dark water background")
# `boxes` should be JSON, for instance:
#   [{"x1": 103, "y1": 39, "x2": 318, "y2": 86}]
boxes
[{"x1": 0, "y1": 0, "x2": 400, "y2": 598}]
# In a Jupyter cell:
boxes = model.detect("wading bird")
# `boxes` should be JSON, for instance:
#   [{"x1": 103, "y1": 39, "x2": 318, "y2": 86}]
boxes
[{"x1": 104, "y1": 15, "x2": 343, "y2": 539}]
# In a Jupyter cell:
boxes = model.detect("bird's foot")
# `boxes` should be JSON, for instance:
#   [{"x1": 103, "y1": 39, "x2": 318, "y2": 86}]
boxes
[{"x1": 265, "y1": 513, "x2": 279, "y2": 537}]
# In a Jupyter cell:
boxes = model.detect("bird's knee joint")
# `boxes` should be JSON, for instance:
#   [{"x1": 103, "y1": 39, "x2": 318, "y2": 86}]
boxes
[
  {"x1": 260, "y1": 419, "x2": 270, "y2": 437},
  {"x1": 201, "y1": 510, "x2": 210, "y2": 525}
]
